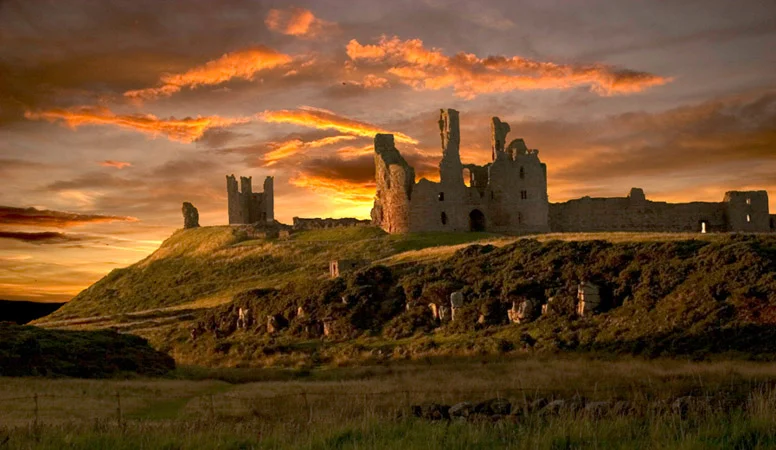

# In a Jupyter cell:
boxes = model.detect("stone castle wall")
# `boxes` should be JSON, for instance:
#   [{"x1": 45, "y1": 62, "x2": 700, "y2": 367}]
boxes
[
  {"x1": 371, "y1": 107, "x2": 771, "y2": 235},
  {"x1": 548, "y1": 188, "x2": 770, "y2": 233},
  {"x1": 293, "y1": 217, "x2": 371, "y2": 230}
]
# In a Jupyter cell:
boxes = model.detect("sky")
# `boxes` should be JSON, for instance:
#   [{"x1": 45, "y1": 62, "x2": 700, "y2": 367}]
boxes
[{"x1": 1, "y1": 0, "x2": 775, "y2": 302}]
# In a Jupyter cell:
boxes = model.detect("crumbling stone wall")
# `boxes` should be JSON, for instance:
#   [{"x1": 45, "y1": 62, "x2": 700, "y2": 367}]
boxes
[
  {"x1": 371, "y1": 134, "x2": 415, "y2": 233},
  {"x1": 182, "y1": 202, "x2": 199, "y2": 229},
  {"x1": 226, "y1": 175, "x2": 274, "y2": 225},
  {"x1": 549, "y1": 188, "x2": 770, "y2": 233},
  {"x1": 372, "y1": 107, "x2": 771, "y2": 235},
  {"x1": 372, "y1": 109, "x2": 550, "y2": 234},
  {"x1": 293, "y1": 217, "x2": 371, "y2": 230}
]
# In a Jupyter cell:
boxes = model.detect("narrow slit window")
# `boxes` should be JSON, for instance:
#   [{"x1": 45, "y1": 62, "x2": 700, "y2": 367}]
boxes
[
  {"x1": 747, "y1": 198, "x2": 752, "y2": 205},
  {"x1": 520, "y1": 190, "x2": 527, "y2": 200},
  {"x1": 747, "y1": 214, "x2": 751, "y2": 223},
  {"x1": 441, "y1": 212, "x2": 448, "y2": 225},
  {"x1": 438, "y1": 192, "x2": 444, "y2": 201},
  {"x1": 519, "y1": 166, "x2": 525, "y2": 179}
]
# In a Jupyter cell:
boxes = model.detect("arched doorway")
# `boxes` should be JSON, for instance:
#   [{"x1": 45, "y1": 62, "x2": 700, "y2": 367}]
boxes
[{"x1": 469, "y1": 209, "x2": 486, "y2": 232}]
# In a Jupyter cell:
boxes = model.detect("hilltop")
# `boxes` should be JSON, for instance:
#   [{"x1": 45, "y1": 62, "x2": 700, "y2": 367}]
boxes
[{"x1": 35, "y1": 226, "x2": 776, "y2": 367}]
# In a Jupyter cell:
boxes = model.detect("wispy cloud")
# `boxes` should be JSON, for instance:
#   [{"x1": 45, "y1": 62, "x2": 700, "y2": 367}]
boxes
[
  {"x1": 0, "y1": 231, "x2": 80, "y2": 245},
  {"x1": 100, "y1": 160, "x2": 132, "y2": 169},
  {"x1": 124, "y1": 46, "x2": 292, "y2": 101},
  {"x1": 25, "y1": 106, "x2": 251, "y2": 143},
  {"x1": 260, "y1": 106, "x2": 417, "y2": 144},
  {"x1": 262, "y1": 135, "x2": 357, "y2": 166},
  {"x1": 347, "y1": 36, "x2": 672, "y2": 99},
  {"x1": 0, "y1": 206, "x2": 137, "y2": 228},
  {"x1": 265, "y1": 7, "x2": 336, "y2": 38}
]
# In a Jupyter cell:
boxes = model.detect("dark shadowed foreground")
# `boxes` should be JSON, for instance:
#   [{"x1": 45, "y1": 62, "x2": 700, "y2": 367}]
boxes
[{"x1": 0, "y1": 323, "x2": 174, "y2": 377}]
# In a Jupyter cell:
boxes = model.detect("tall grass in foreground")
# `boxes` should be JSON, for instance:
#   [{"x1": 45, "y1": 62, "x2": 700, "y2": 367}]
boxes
[
  {"x1": 4, "y1": 358, "x2": 776, "y2": 448},
  {"x1": 3, "y1": 395, "x2": 776, "y2": 449}
]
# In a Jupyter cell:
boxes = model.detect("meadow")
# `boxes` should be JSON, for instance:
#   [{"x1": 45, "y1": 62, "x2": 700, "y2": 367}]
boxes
[{"x1": 3, "y1": 356, "x2": 776, "y2": 449}]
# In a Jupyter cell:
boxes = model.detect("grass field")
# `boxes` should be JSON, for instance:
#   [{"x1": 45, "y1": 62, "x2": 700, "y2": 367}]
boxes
[{"x1": 3, "y1": 356, "x2": 776, "y2": 448}]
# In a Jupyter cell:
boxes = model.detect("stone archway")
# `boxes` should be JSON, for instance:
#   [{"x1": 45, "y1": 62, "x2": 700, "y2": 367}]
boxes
[{"x1": 469, "y1": 209, "x2": 486, "y2": 232}]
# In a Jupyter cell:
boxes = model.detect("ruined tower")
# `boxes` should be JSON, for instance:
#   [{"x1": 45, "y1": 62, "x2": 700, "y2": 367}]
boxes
[
  {"x1": 438, "y1": 109, "x2": 463, "y2": 186},
  {"x1": 226, "y1": 174, "x2": 274, "y2": 225},
  {"x1": 370, "y1": 134, "x2": 414, "y2": 233},
  {"x1": 372, "y1": 109, "x2": 550, "y2": 234}
]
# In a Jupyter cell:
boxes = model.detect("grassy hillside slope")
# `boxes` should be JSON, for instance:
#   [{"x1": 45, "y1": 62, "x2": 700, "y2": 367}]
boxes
[
  {"x1": 40, "y1": 225, "x2": 776, "y2": 366},
  {"x1": 152, "y1": 233, "x2": 776, "y2": 366},
  {"x1": 47, "y1": 226, "x2": 501, "y2": 320}
]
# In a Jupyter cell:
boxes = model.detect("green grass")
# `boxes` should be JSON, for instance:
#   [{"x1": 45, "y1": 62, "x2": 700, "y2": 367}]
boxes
[
  {"x1": 41, "y1": 226, "x2": 505, "y2": 321},
  {"x1": 4, "y1": 357, "x2": 776, "y2": 448}
]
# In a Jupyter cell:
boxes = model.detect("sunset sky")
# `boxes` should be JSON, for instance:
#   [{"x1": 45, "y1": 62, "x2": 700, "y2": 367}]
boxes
[{"x1": 1, "y1": 0, "x2": 775, "y2": 302}]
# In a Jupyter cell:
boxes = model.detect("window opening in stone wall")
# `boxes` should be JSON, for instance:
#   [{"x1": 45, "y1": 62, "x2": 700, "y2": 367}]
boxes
[
  {"x1": 747, "y1": 214, "x2": 751, "y2": 223},
  {"x1": 462, "y1": 168, "x2": 471, "y2": 187},
  {"x1": 747, "y1": 198, "x2": 752, "y2": 205},
  {"x1": 519, "y1": 166, "x2": 525, "y2": 179},
  {"x1": 517, "y1": 212, "x2": 522, "y2": 224},
  {"x1": 700, "y1": 220, "x2": 708, "y2": 234},
  {"x1": 438, "y1": 192, "x2": 444, "y2": 201},
  {"x1": 520, "y1": 190, "x2": 527, "y2": 200},
  {"x1": 441, "y1": 212, "x2": 447, "y2": 225}
]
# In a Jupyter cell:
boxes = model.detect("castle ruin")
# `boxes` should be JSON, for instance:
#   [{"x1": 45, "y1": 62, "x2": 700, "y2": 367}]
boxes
[
  {"x1": 372, "y1": 108, "x2": 771, "y2": 234},
  {"x1": 226, "y1": 175, "x2": 274, "y2": 225}
]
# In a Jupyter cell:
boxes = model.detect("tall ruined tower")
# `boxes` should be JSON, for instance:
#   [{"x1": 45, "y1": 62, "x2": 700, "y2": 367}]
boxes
[
  {"x1": 226, "y1": 174, "x2": 274, "y2": 225},
  {"x1": 438, "y1": 109, "x2": 463, "y2": 186},
  {"x1": 371, "y1": 134, "x2": 414, "y2": 233},
  {"x1": 240, "y1": 176, "x2": 254, "y2": 223},
  {"x1": 226, "y1": 175, "x2": 242, "y2": 224},
  {"x1": 263, "y1": 176, "x2": 274, "y2": 222}
]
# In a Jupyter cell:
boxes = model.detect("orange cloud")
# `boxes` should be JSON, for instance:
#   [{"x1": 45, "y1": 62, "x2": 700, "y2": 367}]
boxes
[
  {"x1": 0, "y1": 206, "x2": 137, "y2": 228},
  {"x1": 263, "y1": 135, "x2": 357, "y2": 166},
  {"x1": 347, "y1": 36, "x2": 671, "y2": 99},
  {"x1": 100, "y1": 160, "x2": 132, "y2": 169},
  {"x1": 265, "y1": 7, "x2": 334, "y2": 37},
  {"x1": 260, "y1": 106, "x2": 417, "y2": 144},
  {"x1": 25, "y1": 106, "x2": 251, "y2": 143},
  {"x1": 125, "y1": 46, "x2": 292, "y2": 101}
]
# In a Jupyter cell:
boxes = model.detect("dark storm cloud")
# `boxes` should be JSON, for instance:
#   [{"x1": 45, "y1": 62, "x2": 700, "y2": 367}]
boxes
[
  {"x1": 522, "y1": 91, "x2": 776, "y2": 182},
  {"x1": 0, "y1": 205, "x2": 137, "y2": 227},
  {"x1": 0, "y1": 231, "x2": 80, "y2": 244}
]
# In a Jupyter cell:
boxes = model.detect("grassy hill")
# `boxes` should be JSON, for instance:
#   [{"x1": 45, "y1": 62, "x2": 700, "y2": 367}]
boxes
[
  {"x1": 46, "y1": 226, "x2": 503, "y2": 321},
  {"x1": 38, "y1": 225, "x2": 776, "y2": 367}
]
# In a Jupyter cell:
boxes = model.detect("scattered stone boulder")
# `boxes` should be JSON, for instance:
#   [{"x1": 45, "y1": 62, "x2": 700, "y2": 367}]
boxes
[
  {"x1": 449, "y1": 401, "x2": 473, "y2": 419},
  {"x1": 474, "y1": 398, "x2": 511, "y2": 416},
  {"x1": 584, "y1": 401, "x2": 611, "y2": 418},
  {"x1": 412, "y1": 402, "x2": 450, "y2": 421},
  {"x1": 182, "y1": 202, "x2": 199, "y2": 229}
]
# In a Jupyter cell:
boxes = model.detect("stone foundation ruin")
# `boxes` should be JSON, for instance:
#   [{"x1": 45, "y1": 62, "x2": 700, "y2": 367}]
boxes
[{"x1": 372, "y1": 108, "x2": 771, "y2": 234}]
